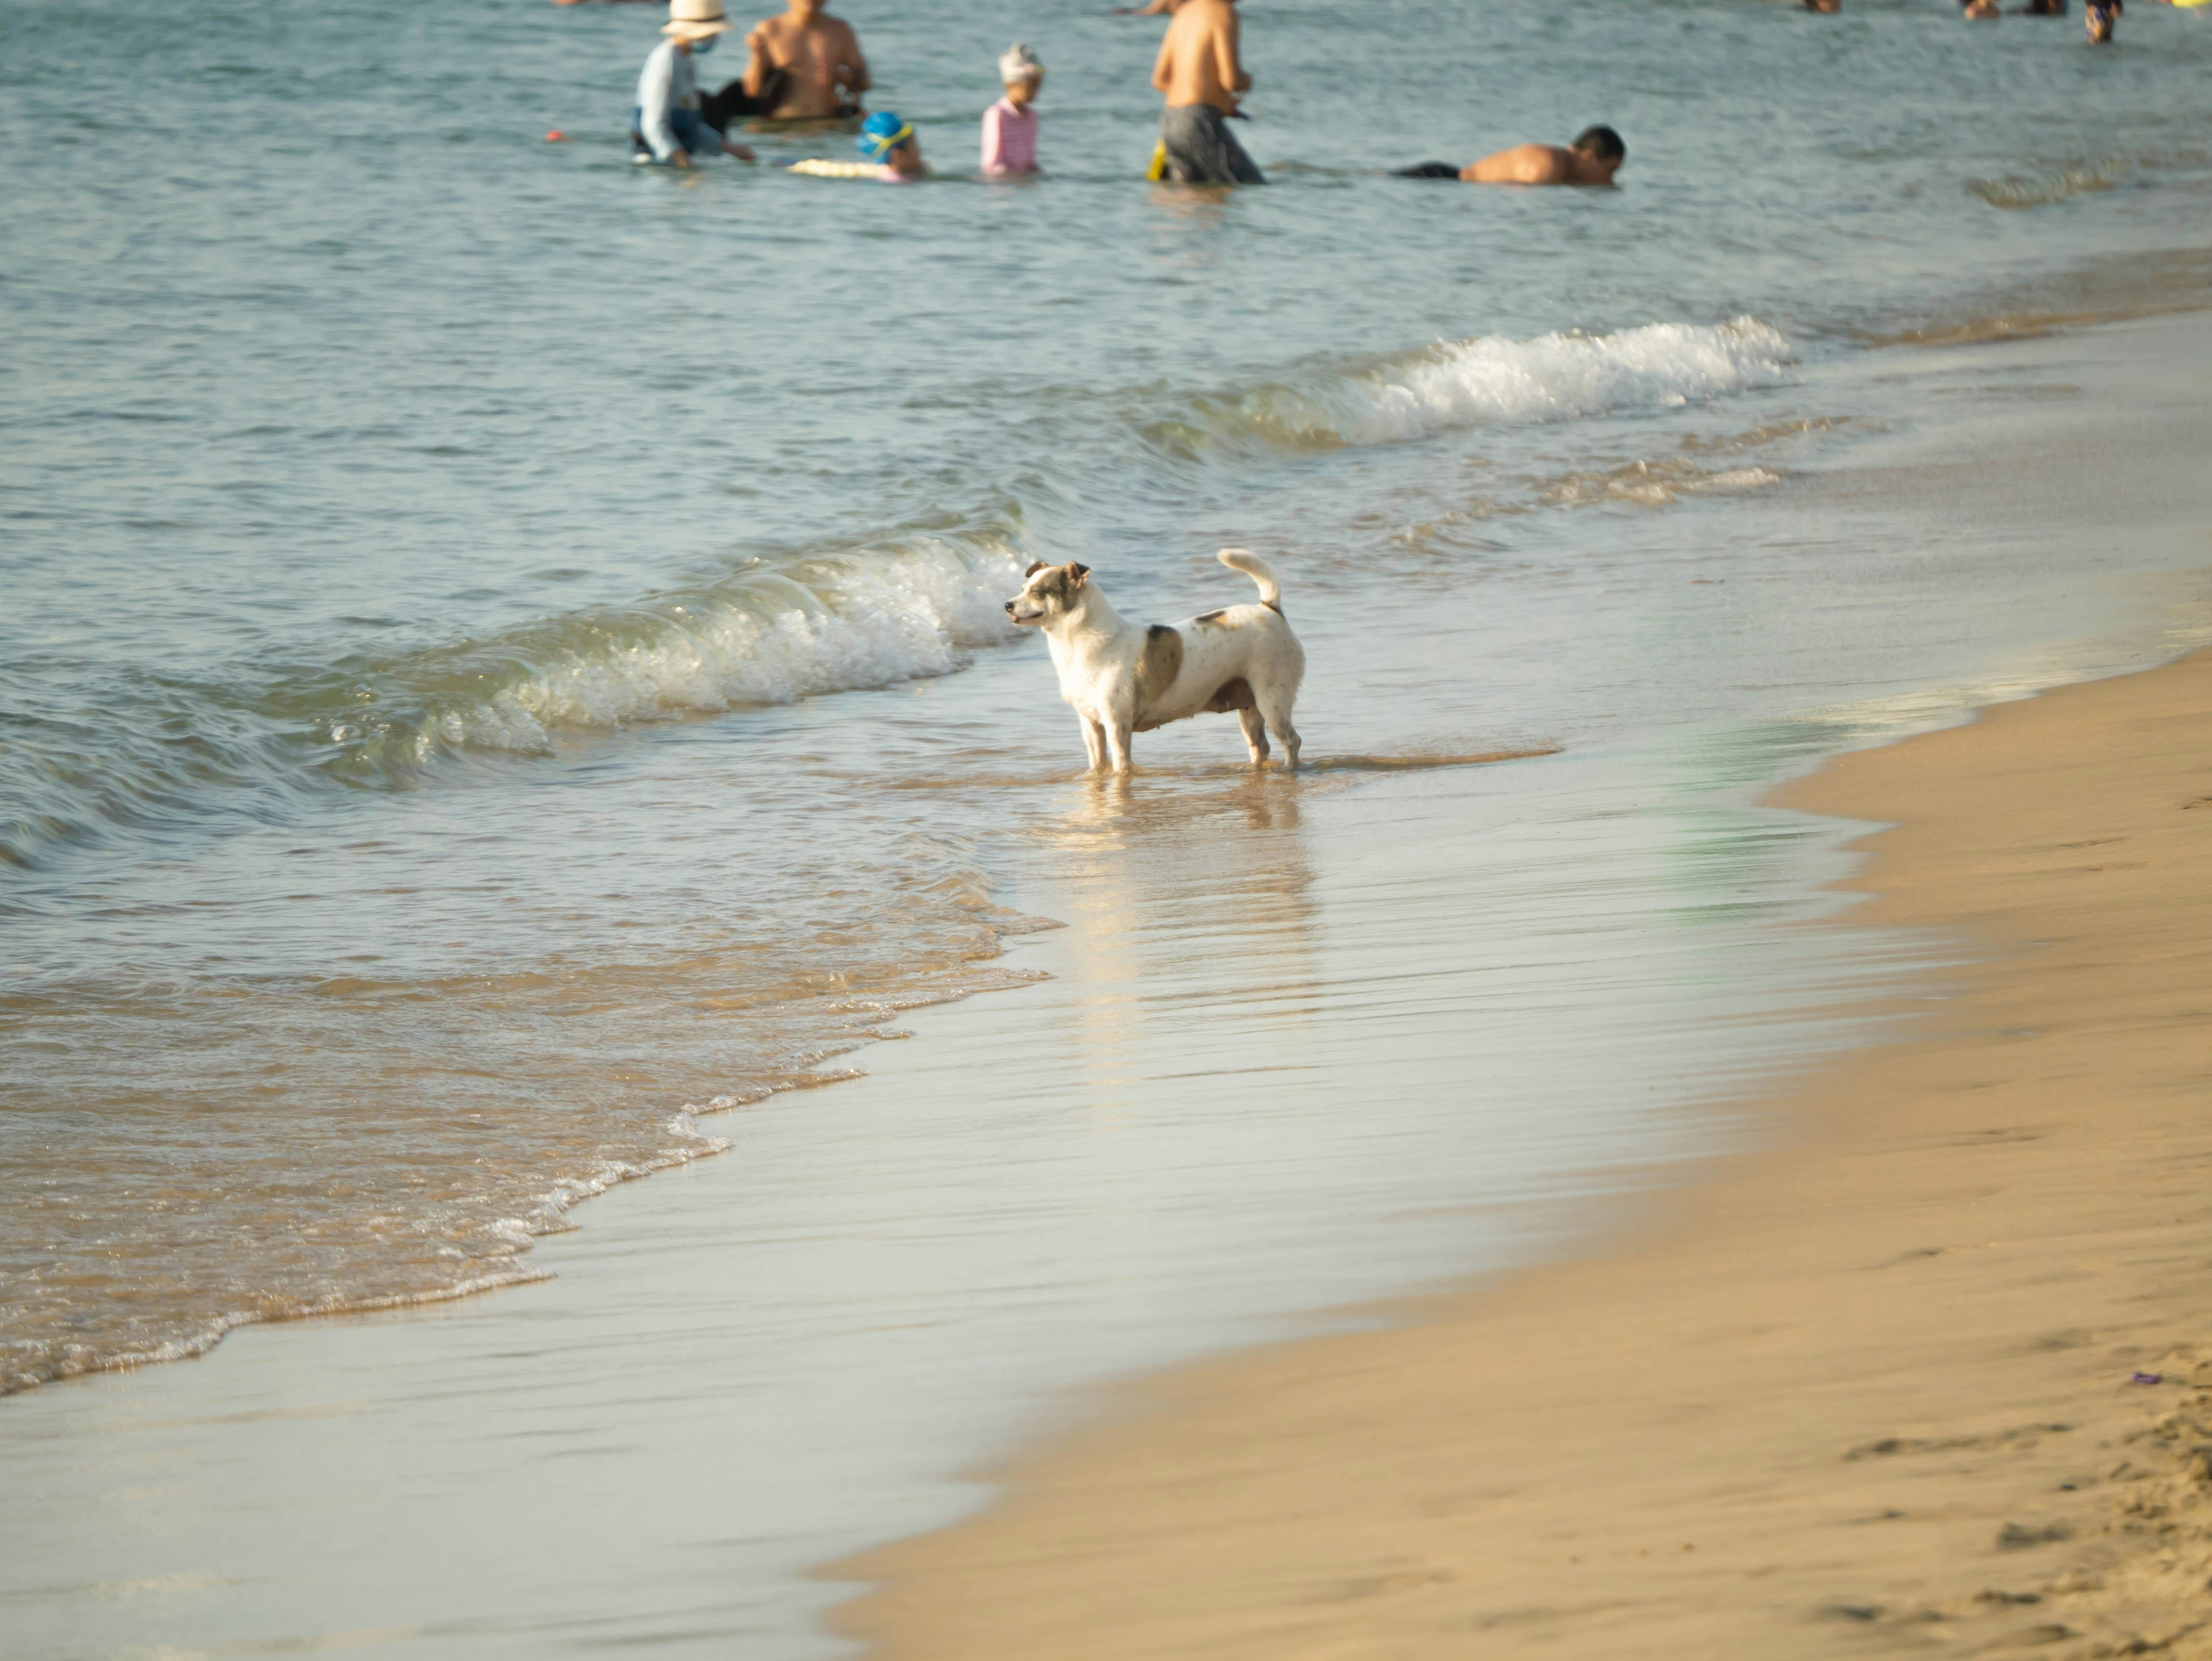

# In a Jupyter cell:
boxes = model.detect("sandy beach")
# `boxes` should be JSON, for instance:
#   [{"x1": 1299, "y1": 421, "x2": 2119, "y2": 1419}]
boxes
[{"x1": 842, "y1": 637, "x2": 2212, "y2": 1656}]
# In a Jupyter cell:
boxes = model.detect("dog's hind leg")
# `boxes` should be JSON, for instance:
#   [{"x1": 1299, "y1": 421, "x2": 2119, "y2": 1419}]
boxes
[
  {"x1": 1237, "y1": 707, "x2": 1270, "y2": 765},
  {"x1": 1257, "y1": 688, "x2": 1301, "y2": 771}
]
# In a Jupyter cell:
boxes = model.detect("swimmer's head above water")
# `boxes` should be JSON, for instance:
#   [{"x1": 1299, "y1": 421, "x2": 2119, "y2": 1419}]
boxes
[
  {"x1": 1571, "y1": 126, "x2": 1625, "y2": 163},
  {"x1": 857, "y1": 109, "x2": 927, "y2": 176},
  {"x1": 1401, "y1": 124, "x2": 1626, "y2": 187}
]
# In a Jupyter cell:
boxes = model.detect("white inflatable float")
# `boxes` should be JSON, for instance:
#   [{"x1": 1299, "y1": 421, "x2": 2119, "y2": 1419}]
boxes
[{"x1": 782, "y1": 158, "x2": 895, "y2": 181}]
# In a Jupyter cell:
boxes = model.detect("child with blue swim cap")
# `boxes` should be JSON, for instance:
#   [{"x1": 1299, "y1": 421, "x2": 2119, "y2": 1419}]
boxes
[
  {"x1": 782, "y1": 108, "x2": 923, "y2": 181},
  {"x1": 857, "y1": 111, "x2": 926, "y2": 178}
]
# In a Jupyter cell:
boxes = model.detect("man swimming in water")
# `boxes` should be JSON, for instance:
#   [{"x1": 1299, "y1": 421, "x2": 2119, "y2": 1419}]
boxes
[
  {"x1": 738, "y1": 0, "x2": 869, "y2": 120},
  {"x1": 1151, "y1": 0, "x2": 1262, "y2": 185},
  {"x1": 1396, "y1": 125, "x2": 1626, "y2": 187}
]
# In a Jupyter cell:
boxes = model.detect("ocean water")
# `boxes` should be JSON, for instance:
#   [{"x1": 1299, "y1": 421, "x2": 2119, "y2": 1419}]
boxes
[{"x1": 7, "y1": 0, "x2": 2212, "y2": 1561}]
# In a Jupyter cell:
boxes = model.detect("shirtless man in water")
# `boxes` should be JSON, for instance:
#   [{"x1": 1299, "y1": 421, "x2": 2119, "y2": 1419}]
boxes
[
  {"x1": 1396, "y1": 125, "x2": 1626, "y2": 186},
  {"x1": 740, "y1": 0, "x2": 869, "y2": 120},
  {"x1": 1151, "y1": 0, "x2": 1261, "y2": 185}
]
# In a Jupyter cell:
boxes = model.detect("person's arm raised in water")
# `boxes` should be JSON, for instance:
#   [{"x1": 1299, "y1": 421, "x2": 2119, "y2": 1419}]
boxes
[
  {"x1": 740, "y1": 23, "x2": 771, "y2": 97},
  {"x1": 1217, "y1": 4, "x2": 1251, "y2": 95},
  {"x1": 834, "y1": 18, "x2": 870, "y2": 96},
  {"x1": 741, "y1": 20, "x2": 795, "y2": 101}
]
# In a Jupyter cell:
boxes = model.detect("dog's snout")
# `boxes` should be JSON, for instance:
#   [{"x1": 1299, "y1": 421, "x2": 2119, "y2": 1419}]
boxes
[{"x1": 1004, "y1": 599, "x2": 1016, "y2": 616}]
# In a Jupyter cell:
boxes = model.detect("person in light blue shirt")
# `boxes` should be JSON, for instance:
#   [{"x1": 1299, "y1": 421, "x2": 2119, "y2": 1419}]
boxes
[{"x1": 631, "y1": 0, "x2": 757, "y2": 167}]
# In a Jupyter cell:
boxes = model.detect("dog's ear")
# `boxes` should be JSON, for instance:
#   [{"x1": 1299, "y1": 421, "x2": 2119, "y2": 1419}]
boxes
[
  {"x1": 1024, "y1": 561, "x2": 1049, "y2": 579},
  {"x1": 1068, "y1": 563, "x2": 1090, "y2": 588}
]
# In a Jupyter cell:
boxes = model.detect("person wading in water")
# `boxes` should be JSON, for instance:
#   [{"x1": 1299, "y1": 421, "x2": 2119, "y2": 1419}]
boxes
[
  {"x1": 1150, "y1": 0, "x2": 1262, "y2": 185},
  {"x1": 731, "y1": 0, "x2": 871, "y2": 122},
  {"x1": 631, "y1": 0, "x2": 758, "y2": 165}
]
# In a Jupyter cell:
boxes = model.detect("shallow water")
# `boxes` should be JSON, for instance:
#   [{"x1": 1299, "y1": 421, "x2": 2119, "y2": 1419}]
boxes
[{"x1": 6, "y1": 0, "x2": 2212, "y2": 1639}]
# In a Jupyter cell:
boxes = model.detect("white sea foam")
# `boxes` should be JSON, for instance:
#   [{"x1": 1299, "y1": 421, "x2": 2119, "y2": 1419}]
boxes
[
  {"x1": 2, "y1": 1080, "x2": 790, "y2": 1395},
  {"x1": 1343, "y1": 318, "x2": 1795, "y2": 445},
  {"x1": 1173, "y1": 318, "x2": 1796, "y2": 455},
  {"x1": 9, "y1": 1264, "x2": 559, "y2": 1394},
  {"x1": 1969, "y1": 163, "x2": 2123, "y2": 210},
  {"x1": 345, "y1": 535, "x2": 1027, "y2": 764}
]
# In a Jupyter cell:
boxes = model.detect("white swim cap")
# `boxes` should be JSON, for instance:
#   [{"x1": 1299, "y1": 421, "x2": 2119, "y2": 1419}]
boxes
[{"x1": 999, "y1": 43, "x2": 1043, "y2": 84}]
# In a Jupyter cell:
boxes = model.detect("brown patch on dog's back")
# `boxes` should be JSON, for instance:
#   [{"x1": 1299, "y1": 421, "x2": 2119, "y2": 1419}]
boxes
[
  {"x1": 1138, "y1": 625, "x2": 1184, "y2": 704},
  {"x1": 1204, "y1": 677, "x2": 1256, "y2": 714},
  {"x1": 1193, "y1": 609, "x2": 1228, "y2": 625}
]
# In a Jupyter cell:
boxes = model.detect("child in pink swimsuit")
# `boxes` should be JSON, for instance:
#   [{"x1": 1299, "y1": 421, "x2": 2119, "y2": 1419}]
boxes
[{"x1": 980, "y1": 44, "x2": 1043, "y2": 175}]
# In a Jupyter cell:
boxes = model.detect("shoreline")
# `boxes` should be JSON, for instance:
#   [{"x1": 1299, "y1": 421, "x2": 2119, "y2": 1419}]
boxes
[
  {"x1": 837, "y1": 641, "x2": 2212, "y2": 1659},
  {"x1": 13, "y1": 308, "x2": 2212, "y2": 1659}
]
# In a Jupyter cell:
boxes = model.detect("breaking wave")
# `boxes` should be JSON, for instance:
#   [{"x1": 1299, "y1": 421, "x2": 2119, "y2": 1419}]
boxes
[
  {"x1": 1969, "y1": 163, "x2": 2123, "y2": 210},
  {"x1": 325, "y1": 531, "x2": 1023, "y2": 777},
  {"x1": 1144, "y1": 318, "x2": 1795, "y2": 458},
  {"x1": 0, "y1": 527, "x2": 1027, "y2": 870}
]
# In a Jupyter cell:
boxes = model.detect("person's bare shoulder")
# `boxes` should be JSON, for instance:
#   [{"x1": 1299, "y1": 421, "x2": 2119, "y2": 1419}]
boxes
[
  {"x1": 1196, "y1": 0, "x2": 1241, "y2": 46},
  {"x1": 1466, "y1": 143, "x2": 1571, "y2": 184}
]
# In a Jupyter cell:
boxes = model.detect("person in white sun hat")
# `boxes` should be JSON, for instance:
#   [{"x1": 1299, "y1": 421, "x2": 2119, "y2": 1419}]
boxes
[{"x1": 631, "y1": 0, "x2": 758, "y2": 167}]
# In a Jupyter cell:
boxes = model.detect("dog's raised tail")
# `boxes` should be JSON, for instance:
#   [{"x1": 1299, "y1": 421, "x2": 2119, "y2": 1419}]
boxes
[{"x1": 1216, "y1": 547, "x2": 1284, "y2": 614}]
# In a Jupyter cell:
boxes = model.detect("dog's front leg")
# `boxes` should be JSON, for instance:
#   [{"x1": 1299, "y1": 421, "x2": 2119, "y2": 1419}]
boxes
[
  {"x1": 1080, "y1": 717, "x2": 1106, "y2": 772},
  {"x1": 1104, "y1": 717, "x2": 1134, "y2": 773}
]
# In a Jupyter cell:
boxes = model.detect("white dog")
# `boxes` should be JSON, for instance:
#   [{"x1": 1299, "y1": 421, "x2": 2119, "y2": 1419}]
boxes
[{"x1": 1005, "y1": 548, "x2": 1305, "y2": 772}]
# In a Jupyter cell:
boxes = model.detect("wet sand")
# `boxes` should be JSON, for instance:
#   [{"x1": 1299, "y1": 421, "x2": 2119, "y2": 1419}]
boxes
[
  {"x1": 0, "y1": 731, "x2": 1862, "y2": 1659},
  {"x1": 841, "y1": 641, "x2": 2212, "y2": 1656}
]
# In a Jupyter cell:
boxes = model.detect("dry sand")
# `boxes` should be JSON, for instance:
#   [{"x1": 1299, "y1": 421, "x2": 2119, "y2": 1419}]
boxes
[{"x1": 842, "y1": 643, "x2": 2212, "y2": 1660}]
